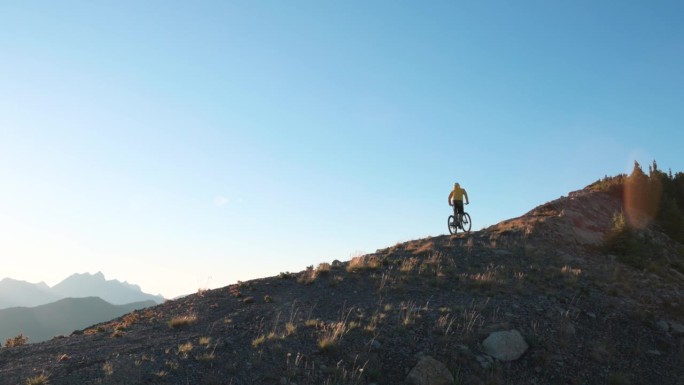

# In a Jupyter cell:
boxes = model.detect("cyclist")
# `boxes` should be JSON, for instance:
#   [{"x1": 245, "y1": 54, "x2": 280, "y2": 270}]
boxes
[{"x1": 448, "y1": 182, "x2": 469, "y2": 228}]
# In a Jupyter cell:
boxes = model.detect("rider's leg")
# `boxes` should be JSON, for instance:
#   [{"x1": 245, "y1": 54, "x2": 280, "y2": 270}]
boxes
[{"x1": 456, "y1": 201, "x2": 463, "y2": 228}]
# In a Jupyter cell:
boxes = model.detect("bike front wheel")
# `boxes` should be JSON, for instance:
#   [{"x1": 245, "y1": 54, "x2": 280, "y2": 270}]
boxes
[
  {"x1": 461, "y1": 212, "x2": 472, "y2": 233},
  {"x1": 448, "y1": 215, "x2": 458, "y2": 235}
]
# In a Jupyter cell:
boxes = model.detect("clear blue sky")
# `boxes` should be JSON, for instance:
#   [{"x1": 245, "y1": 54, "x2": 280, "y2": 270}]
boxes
[{"x1": 1, "y1": 1, "x2": 682, "y2": 298}]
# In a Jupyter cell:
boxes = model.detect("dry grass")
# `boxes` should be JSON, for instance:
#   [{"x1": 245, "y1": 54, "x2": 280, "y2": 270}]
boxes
[
  {"x1": 251, "y1": 335, "x2": 266, "y2": 348},
  {"x1": 102, "y1": 361, "x2": 114, "y2": 376},
  {"x1": 318, "y1": 308, "x2": 354, "y2": 351},
  {"x1": 5, "y1": 334, "x2": 28, "y2": 348},
  {"x1": 318, "y1": 321, "x2": 347, "y2": 351},
  {"x1": 400, "y1": 257, "x2": 420, "y2": 273},
  {"x1": 25, "y1": 374, "x2": 49, "y2": 385},
  {"x1": 168, "y1": 314, "x2": 197, "y2": 329},
  {"x1": 316, "y1": 262, "x2": 332, "y2": 274},
  {"x1": 410, "y1": 240, "x2": 435, "y2": 255},
  {"x1": 285, "y1": 322, "x2": 297, "y2": 335},
  {"x1": 347, "y1": 254, "x2": 383, "y2": 272},
  {"x1": 177, "y1": 342, "x2": 193, "y2": 359}
]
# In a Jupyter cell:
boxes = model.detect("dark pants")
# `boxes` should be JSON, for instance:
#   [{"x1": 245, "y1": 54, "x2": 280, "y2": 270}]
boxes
[{"x1": 453, "y1": 200, "x2": 464, "y2": 216}]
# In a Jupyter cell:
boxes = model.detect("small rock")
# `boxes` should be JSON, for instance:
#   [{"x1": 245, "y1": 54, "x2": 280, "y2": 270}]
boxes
[
  {"x1": 656, "y1": 320, "x2": 670, "y2": 332},
  {"x1": 406, "y1": 356, "x2": 454, "y2": 385},
  {"x1": 482, "y1": 329, "x2": 529, "y2": 361},
  {"x1": 646, "y1": 349, "x2": 661, "y2": 356},
  {"x1": 243, "y1": 296, "x2": 255, "y2": 304},
  {"x1": 370, "y1": 340, "x2": 382, "y2": 350},
  {"x1": 586, "y1": 312, "x2": 596, "y2": 319},
  {"x1": 670, "y1": 322, "x2": 684, "y2": 335}
]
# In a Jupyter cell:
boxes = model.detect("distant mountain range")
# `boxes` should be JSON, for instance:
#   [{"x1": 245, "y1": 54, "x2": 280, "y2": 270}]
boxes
[
  {"x1": 0, "y1": 297, "x2": 156, "y2": 343},
  {"x1": 0, "y1": 271, "x2": 164, "y2": 309}
]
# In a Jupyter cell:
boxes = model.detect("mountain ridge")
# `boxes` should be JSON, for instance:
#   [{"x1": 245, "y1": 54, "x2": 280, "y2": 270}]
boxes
[
  {"x1": 1, "y1": 179, "x2": 682, "y2": 385},
  {"x1": 0, "y1": 272, "x2": 164, "y2": 310}
]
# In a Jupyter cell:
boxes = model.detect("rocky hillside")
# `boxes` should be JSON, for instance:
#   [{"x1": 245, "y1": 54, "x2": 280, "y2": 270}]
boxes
[{"x1": 0, "y1": 185, "x2": 682, "y2": 385}]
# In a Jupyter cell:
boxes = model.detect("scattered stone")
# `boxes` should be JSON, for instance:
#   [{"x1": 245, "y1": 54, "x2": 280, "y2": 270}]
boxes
[
  {"x1": 406, "y1": 356, "x2": 454, "y2": 385},
  {"x1": 586, "y1": 312, "x2": 596, "y2": 319},
  {"x1": 482, "y1": 329, "x2": 529, "y2": 361},
  {"x1": 647, "y1": 349, "x2": 662, "y2": 356},
  {"x1": 670, "y1": 322, "x2": 684, "y2": 335},
  {"x1": 370, "y1": 340, "x2": 382, "y2": 350},
  {"x1": 476, "y1": 354, "x2": 494, "y2": 369},
  {"x1": 656, "y1": 320, "x2": 670, "y2": 332},
  {"x1": 243, "y1": 296, "x2": 255, "y2": 304}
]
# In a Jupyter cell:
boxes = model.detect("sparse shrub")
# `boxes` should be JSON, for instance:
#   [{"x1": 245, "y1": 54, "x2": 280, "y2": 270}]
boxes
[
  {"x1": 318, "y1": 322, "x2": 346, "y2": 351},
  {"x1": 316, "y1": 262, "x2": 332, "y2": 274},
  {"x1": 411, "y1": 240, "x2": 435, "y2": 255},
  {"x1": 177, "y1": 342, "x2": 193, "y2": 359},
  {"x1": 168, "y1": 315, "x2": 197, "y2": 329},
  {"x1": 122, "y1": 312, "x2": 141, "y2": 327},
  {"x1": 25, "y1": 374, "x2": 49, "y2": 385},
  {"x1": 347, "y1": 254, "x2": 383, "y2": 272},
  {"x1": 400, "y1": 257, "x2": 420, "y2": 273},
  {"x1": 102, "y1": 361, "x2": 113, "y2": 376},
  {"x1": 305, "y1": 319, "x2": 320, "y2": 328},
  {"x1": 278, "y1": 271, "x2": 296, "y2": 279},
  {"x1": 285, "y1": 322, "x2": 297, "y2": 335},
  {"x1": 297, "y1": 265, "x2": 317, "y2": 285},
  {"x1": 264, "y1": 294, "x2": 274, "y2": 303},
  {"x1": 5, "y1": 334, "x2": 28, "y2": 348}
]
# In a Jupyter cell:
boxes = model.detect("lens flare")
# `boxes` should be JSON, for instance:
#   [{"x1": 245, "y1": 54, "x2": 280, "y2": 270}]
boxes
[{"x1": 623, "y1": 174, "x2": 661, "y2": 229}]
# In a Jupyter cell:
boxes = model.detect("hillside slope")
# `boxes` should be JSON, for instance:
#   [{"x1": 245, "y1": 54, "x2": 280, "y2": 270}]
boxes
[
  {"x1": 0, "y1": 298, "x2": 157, "y2": 344},
  {"x1": 0, "y1": 186, "x2": 682, "y2": 385}
]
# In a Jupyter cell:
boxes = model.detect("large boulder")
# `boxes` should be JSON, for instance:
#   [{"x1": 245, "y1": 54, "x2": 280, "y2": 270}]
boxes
[
  {"x1": 482, "y1": 329, "x2": 529, "y2": 361},
  {"x1": 406, "y1": 356, "x2": 454, "y2": 385}
]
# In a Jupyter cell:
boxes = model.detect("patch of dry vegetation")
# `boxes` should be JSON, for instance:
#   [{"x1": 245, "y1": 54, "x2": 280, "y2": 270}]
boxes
[{"x1": 168, "y1": 314, "x2": 197, "y2": 329}]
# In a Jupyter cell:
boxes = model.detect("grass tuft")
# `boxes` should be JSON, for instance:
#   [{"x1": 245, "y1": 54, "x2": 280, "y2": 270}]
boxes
[
  {"x1": 25, "y1": 374, "x2": 49, "y2": 385},
  {"x1": 168, "y1": 315, "x2": 198, "y2": 329}
]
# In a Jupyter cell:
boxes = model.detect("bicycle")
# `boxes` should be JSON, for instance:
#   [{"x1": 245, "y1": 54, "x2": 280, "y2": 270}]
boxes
[{"x1": 448, "y1": 209, "x2": 471, "y2": 234}]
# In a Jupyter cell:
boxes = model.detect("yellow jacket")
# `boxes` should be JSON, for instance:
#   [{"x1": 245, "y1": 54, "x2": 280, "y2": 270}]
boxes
[{"x1": 448, "y1": 185, "x2": 469, "y2": 204}]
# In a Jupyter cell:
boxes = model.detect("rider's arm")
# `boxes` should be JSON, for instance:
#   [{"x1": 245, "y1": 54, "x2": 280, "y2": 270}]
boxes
[
  {"x1": 464, "y1": 190, "x2": 469, "y2": 205},
  {"x1": 448, "y1": 191, "x2": 453, "y2": 205}
]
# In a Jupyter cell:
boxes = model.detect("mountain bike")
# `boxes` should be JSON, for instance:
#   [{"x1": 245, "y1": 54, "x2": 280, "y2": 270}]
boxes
[{"x1": 448, "y1": 210, "x2": 471, "y2": 234}]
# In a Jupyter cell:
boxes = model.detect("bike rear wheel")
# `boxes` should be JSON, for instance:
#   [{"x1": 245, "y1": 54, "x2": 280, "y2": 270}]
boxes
[
  {"x1": 461, "y1": 212, "x2": 472, "y2": 233},
  {"x1": 448, "y1": 215, "x2": 458, "y2": 235}
]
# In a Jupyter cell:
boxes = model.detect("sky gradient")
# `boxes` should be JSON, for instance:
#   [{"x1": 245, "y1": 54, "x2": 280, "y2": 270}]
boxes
[{"x1": 1, "y1": 1, "x2": 683, "y2": 298}]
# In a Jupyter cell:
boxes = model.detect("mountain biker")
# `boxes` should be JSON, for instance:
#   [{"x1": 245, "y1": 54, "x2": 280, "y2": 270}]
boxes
[{"x1": 448, "y1": 182, "x2": 469, "y2": 228}]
